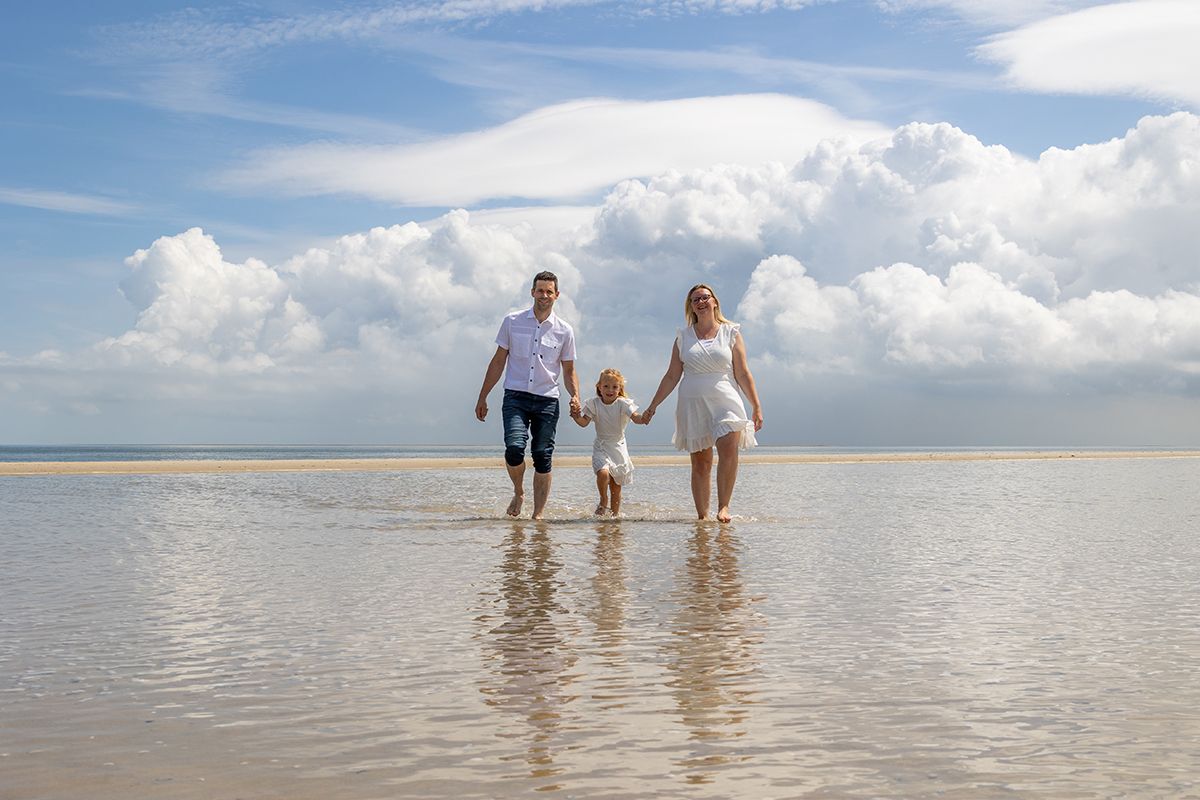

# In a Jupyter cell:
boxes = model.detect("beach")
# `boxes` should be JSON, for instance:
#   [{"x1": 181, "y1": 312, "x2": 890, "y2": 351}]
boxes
[
  {"x1": 3, "y1": 448, "x2": 1198, "y2": 475},
  {"x1": 4, "y1": 452, "x2": 1200, "y2": 797}
]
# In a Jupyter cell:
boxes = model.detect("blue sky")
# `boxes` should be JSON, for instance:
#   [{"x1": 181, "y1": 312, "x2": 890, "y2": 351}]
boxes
[{"x1": 2, "y1": 1, "x2": 1199, "y2": 445}]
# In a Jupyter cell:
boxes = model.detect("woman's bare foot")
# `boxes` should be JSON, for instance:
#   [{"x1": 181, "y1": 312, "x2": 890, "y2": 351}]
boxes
[
  {"x1": 506, "y1": 493, "x2": 524, "y2": 517},
  {"x1": 594, "y1": 504, "x2": 610, "y2": 516},
  {"x1": 716, "y1": 507, "x2": 732, "y2": 523}
]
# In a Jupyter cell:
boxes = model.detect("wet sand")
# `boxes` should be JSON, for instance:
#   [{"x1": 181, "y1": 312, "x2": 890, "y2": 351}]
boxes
[{"x1": 3, "y1": 450, "x2": 1198, "y2": 476}]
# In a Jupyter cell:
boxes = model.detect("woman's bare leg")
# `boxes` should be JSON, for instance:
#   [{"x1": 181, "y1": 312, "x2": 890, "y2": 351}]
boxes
[
  {"x1": 715, "y1": 430, "x2": 741, "y2": 523},
  {"x1": 690, "y1": 448, "x2": 714, "y2": 519}
]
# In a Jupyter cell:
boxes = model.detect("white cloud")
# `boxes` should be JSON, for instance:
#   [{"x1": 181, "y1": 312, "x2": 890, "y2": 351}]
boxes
[
  {"x1": 93, "y1": 0, "x2": 831, "y2": 64},
  {"x1": 217, "y1": 94, "x2": 889, "y2": 205},
  {"x1": 978, "y1": 0, "x2": 1200, "y2": 108},
  {"x1": 74, "y1": 63, "x2": 421, "y2": 139},
  {"x1": 0, "y1": 186, "x2": 138, "y2": 216},
  {"x1": 96, "y1": 212, "x2": 569, "y2": 378},
  {"x1": 5, "y1": 112, "x2": 1200, "y2": 444},
  {"x1": 880, "y1": 1, "x2": 1076, "y2": 26}
]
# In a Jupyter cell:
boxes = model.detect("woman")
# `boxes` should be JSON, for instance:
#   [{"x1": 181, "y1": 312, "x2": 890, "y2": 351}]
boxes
[{"x1": 642, "y1": 284, "x2": 763, "y2": 522}]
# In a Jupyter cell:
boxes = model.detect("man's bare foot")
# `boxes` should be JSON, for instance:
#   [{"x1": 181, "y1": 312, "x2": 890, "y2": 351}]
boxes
[
  {"x1": 506, "y1": 494, "x2": 524, "y2": 517},
  {"x1": 594, "y1": 504, "x2": 609, "y2": 516},
  {"x1": 716, "y1": 507, "x2": 732, "y2": 523}
]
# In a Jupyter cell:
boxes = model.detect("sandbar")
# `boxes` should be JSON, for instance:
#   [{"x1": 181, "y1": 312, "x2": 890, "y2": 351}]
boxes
[{"x1": 2, "y1": 450, "x2": 1198, "y2": 476}]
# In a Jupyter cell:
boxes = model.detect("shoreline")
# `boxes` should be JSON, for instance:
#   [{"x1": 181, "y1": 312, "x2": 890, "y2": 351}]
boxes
[{"x1": 3, "y1": 450, "x2": 1200, "y2": 476}]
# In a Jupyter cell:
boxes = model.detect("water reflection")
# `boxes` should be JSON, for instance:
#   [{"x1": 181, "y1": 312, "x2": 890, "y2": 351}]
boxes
[
  {"x1": 586, "y1": 522, "x2": 629, "y2": 663},
  {"x1": 663, "y1": 522, "x2": 764, "y2": 784},
  {"x1": 476, "y1": 521, "x2": 581, "y2": 786}
]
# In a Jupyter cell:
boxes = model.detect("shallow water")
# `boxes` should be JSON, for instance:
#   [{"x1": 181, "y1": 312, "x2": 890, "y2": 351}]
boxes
[{"x1": 3, "y1": 458, "x2": 1200, "y2": 797}]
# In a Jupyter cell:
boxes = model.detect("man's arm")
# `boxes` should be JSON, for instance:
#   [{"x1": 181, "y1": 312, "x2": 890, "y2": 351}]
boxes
[
  {"x1": 561, "y1": 360, "x2": 581, "y2": 416},
  {"x1": 475, "y1": 346, "x2": 509, "y2": 421}
]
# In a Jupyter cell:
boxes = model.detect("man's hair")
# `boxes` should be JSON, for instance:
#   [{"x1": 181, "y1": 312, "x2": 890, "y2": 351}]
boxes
[{"x1": 532, "y1": 271, "x2": 559, "y2": 292}]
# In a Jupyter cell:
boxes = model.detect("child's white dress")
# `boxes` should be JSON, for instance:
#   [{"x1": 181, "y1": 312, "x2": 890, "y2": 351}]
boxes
[{"x1": 582, "y1": 396, "x2": 638, "y2": 485}]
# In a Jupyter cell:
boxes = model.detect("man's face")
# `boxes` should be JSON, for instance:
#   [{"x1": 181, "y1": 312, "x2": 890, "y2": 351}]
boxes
[{"x1": 531, "y1": 279, "x2": 559, "y2": 309}]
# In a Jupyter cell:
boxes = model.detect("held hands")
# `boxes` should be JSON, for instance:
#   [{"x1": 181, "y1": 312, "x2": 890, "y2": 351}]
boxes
[
  {"x1": 569, "y1": 395, "x2": 582, "y2": 417},
  {"x1": 638, "y1": 406, "x2": 656, "y2": 425}
]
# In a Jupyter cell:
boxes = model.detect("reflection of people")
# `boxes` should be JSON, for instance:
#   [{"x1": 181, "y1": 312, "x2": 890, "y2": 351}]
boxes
[
  {"x1": 663, "y1": 524, "x2": 762, "y2": 783},
  {"x1": 570, "y1": 368, "x2": 647, "y2": 517},
  {"x1": 475, "y1": 272, "x2": 581, "y2": 520},
  {"x1": 587, "y1": 521, "x2": 630, "y2": 669},
  {"x1": 476, "y1": 521, "x2": 579, "y2": 783},
  {"x1": 642, "y1": 284, "x2": 763, "y2": 522}
]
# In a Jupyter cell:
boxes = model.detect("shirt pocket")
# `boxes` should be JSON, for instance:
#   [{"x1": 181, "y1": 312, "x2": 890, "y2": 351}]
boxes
[
  {"x1": 538, "y1": 333, "x2": 562, "y2": 353},
  {"x1": 510, "y1": 332, "x2": 534, "y2": 357}
]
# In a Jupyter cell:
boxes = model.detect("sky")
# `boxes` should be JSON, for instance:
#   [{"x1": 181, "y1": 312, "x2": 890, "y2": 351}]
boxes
[{"x1": 2, "y1": 0, "x2": 1198, "y2": 446}]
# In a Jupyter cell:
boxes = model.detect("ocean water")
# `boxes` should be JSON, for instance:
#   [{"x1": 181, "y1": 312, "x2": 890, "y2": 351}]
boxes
[
  {"x1": 3, "y1": 456, "x2": 1200, "y2": 798},
  {"x1": 0, "y1": 443, "x2": 1179, "y2": 462}
]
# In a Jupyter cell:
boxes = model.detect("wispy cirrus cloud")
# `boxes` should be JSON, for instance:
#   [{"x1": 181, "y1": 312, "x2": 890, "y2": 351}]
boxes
[
  {"x1": 875, "y1": 0, "x2": 1096, "y2": 28},
  {"x1": 978, "y1": 0, "x2": 1200, "y2": 108},
  {"x1": 71, "y1": 63, "x2": 423, "y2": 140},
  {"x1": 216, "y1": 94, "x2": 889, "y2": 205},
  {"x1": 88, "y1": 0, "x2": 826, "y2": 63},
  {"x1": 0, "y1": 186, "x2": 139, "y2": 216}
]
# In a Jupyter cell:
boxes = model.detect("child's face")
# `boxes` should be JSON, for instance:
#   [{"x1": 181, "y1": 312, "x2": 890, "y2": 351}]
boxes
[{"x1": 598, "y1": 378, "x2": 621, "y2": 402}]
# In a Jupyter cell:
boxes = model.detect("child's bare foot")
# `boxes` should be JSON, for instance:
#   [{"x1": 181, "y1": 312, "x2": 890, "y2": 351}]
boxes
[
  {"x1": 594, "y1": 504, "x2": 609, "y2": 516},
  {"x1": 716, "y1": 507, "x2": 732, "y2": 523},
  {"x1": 506, "y1": 493, "x2": 524, "y2": 517}
]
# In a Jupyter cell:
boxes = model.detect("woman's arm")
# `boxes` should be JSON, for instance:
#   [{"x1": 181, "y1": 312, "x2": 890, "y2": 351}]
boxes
[
  {"x1": 731, "y1": 331, "x2": 763, "y2": 431},
  {"x1": 640, "y1": 341, "x2": 684, "y2": 424}
]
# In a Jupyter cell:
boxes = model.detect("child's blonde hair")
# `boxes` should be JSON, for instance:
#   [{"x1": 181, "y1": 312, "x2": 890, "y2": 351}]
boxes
[{"x1": 595, "y1": 368, "x2": 629, "y2": 398}]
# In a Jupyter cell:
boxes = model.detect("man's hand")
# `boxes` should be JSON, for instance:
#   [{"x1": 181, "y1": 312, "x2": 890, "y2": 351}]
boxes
[
  {"x1": 569, "y1": 395, "x2": 582, "y2": 417},
  {"x1": 475, "y1": 398, "x2": 488, "y2": 422}
]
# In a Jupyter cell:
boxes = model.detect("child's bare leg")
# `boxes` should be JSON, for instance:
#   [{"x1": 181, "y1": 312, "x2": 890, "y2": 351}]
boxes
[
  {"x1": 595, "y1": 468, "x2": 610, "y2": 515},
  {"x1": 609, "y1": 478, "x2": 622, "y2": 517}
]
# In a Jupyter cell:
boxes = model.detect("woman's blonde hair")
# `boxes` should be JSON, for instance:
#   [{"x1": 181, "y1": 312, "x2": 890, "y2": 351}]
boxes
[
  {"x1": 595, "y1": 367, "x2": 629, "y2": 398},
  {"x1": 685, "y1": 283, "x2": 732, "y2": 326}
]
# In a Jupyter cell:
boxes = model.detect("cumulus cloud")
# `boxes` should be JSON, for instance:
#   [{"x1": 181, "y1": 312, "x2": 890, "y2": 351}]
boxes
[
  {"x1": 96, "y1": 212, "x2": 571, "y2": 378},
  {"x1": 5, "y1": 111, "x2": 1200, "y2": 443},
  {"x1": 217, "y1": 95, "x2": 889, "y2": 205},
  {"x1": 979, "y1": 1, "x2": 1200, "y2": 108}
]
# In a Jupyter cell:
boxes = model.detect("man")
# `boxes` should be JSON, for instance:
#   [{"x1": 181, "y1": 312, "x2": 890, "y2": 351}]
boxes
[{"x1": 476, "y1": 271, "x2": 581, "y2": 520}]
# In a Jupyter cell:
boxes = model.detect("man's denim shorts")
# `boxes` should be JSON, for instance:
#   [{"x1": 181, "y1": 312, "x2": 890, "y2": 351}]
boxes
[{"x1": 502, "y1": 389, "x2": 560, "y2": 473}]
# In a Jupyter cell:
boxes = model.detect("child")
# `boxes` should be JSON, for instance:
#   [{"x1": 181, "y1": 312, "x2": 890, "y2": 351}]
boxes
[{"x1": 571, "y1": 368, "x2": 646, "y2": 516}]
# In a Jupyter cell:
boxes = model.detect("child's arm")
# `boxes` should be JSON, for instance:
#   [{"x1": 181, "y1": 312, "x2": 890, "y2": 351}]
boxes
[
  {"x1": 570, "y1": 400, "x2": 593, "y2": 427},
  {"x1": 628, "y1": 399, "x2": 648, "y2": 425}
]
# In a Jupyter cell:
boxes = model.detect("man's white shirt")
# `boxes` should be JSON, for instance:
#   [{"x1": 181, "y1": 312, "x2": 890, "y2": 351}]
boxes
[{"x1": 495, "y1": 308, "x2": 577, "y2": 398}]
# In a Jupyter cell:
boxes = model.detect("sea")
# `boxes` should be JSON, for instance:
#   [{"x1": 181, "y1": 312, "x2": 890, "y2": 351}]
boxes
[
  {"x1": 3, "y1": 447, "x2": 1200, "y2": 798},
  {"x1": 0, "y1": 443, "x2": 1140, "y2": 462}
]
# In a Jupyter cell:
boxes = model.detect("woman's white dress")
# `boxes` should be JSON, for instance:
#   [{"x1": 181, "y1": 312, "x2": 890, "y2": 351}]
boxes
[
  {"x1": 582, "y1": 396, "x2": 638, "y2": 485},
  {"x1": 673, "y1": 323, "x2": 757, "y2": 453}
]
